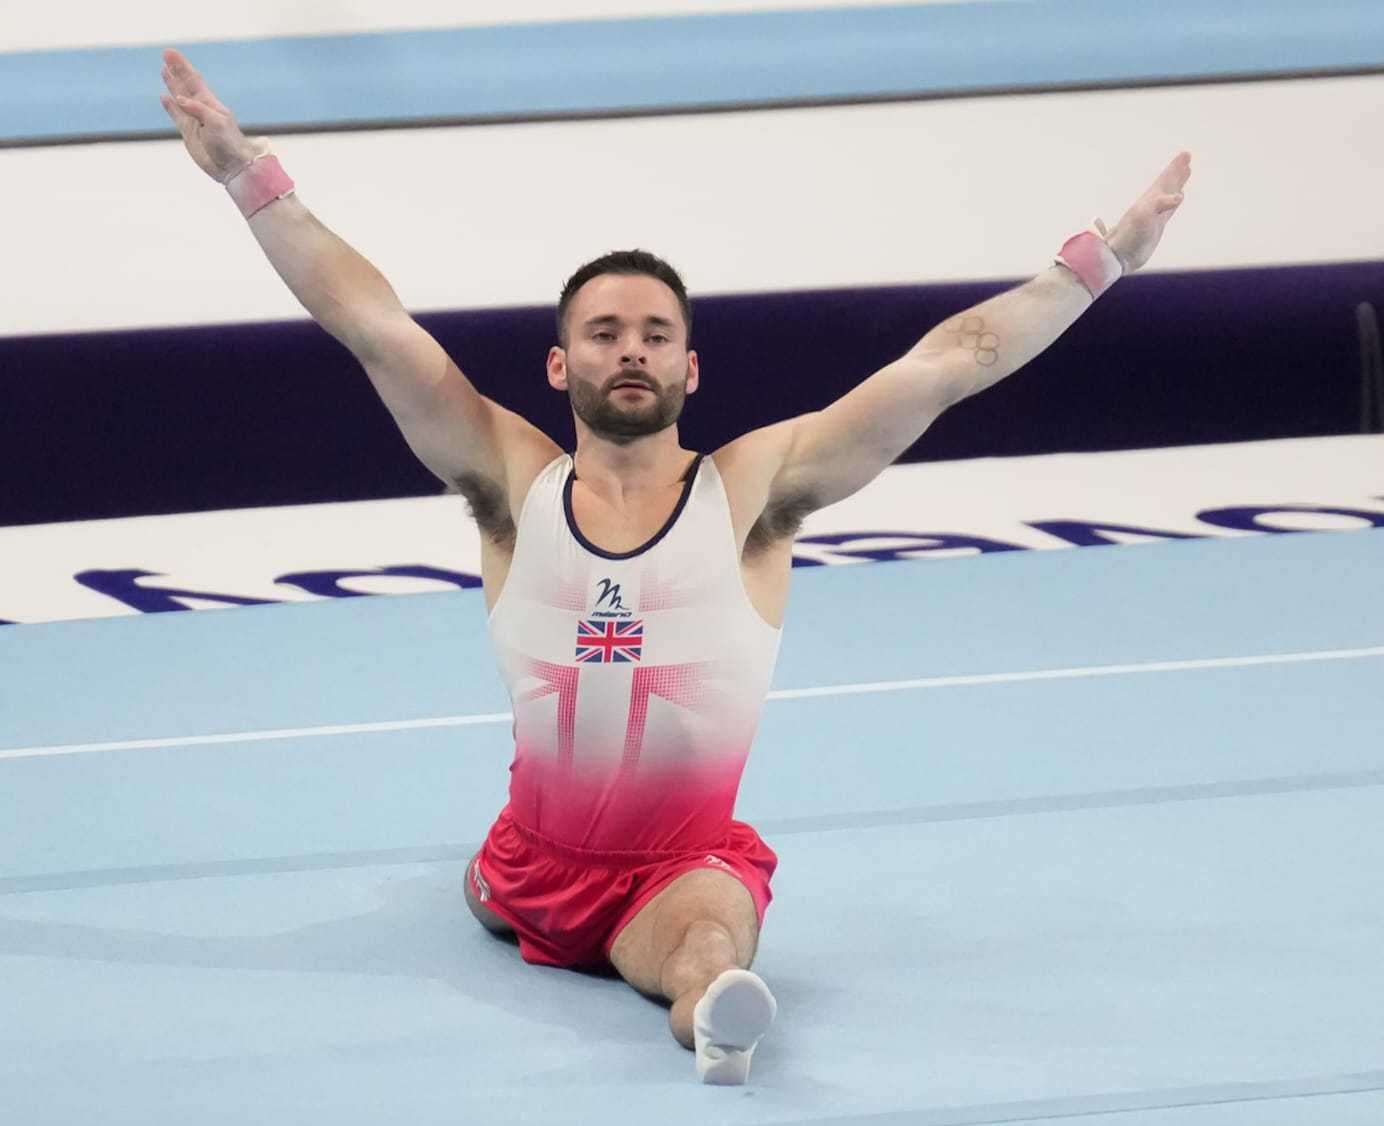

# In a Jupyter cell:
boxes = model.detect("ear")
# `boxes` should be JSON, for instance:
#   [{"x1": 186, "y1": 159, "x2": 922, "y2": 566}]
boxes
[
  {"x1": 547, "y1": 346, "x2": 568, "y2": 391},
  {"x1": 685, "y1": 350, "x2": 700, "y2": 396}
]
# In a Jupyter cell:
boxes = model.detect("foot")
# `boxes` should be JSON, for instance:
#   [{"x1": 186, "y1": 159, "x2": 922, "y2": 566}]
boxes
[{"x1": 692, "y1": 969, "x2": 776, "y2": 1085}]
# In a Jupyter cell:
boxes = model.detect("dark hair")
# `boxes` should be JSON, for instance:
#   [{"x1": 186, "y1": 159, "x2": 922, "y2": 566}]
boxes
[{"x1": 556, "y1": 249, "x2": 692, "y2": 346}]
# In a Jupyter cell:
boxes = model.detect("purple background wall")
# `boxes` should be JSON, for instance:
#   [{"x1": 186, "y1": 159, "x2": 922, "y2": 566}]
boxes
[{"x1": 3, "y1": 260, "x2": 1379, "y2": 526}]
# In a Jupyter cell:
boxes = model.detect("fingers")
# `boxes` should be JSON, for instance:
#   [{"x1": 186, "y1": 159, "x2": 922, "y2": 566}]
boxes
[
  {"x1": 161, "y1": 48, "x2": 231, "y2": 113},
  {"x1": 1158, "y1": 150, "x2": 1192, "y2": 193},
  {"x1": 158, "y1": 51, "x2": 229, "y2": 129},
  {"x1": 159, "y1": 92, "x2": 199, "y2": 141},
  {"x1": 170, "y1": 93, "x2": 216, "y2": 127},
  {"x1": 161, "y1": 48, "x2": 206, "y2": 98},
  {"x1": 1129, "y1": 151, "x2": 1189, "y2": 216},
  {"x1": 160, "y1": 49, "x2": 196, "y2": 99}
]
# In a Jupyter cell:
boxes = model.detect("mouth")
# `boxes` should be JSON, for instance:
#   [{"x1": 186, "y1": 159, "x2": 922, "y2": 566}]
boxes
[{"x1": 611, "y1": 380, "x2": 654, "y2": 393}]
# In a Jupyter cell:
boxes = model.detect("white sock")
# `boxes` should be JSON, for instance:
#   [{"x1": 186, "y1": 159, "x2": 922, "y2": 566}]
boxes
[{"x1": 691, "y1": 969, "x2": 777, "y2": 1085}]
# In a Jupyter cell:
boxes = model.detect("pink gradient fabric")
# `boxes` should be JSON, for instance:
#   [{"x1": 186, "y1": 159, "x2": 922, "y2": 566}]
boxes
[
  {"x1": 477, "y1": 453, "x2": 784, "y2": 960},
  {"x1": 488, "y1": 454, "x2": 782, "y2": 856},
  {"x1": 471, "y1": 807, "x2": 777, "y2": 967}
]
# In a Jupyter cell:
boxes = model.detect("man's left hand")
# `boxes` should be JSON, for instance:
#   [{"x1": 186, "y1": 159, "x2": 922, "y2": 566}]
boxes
[{"x1": 1103, "y1": 151, "x2": 1192, "y2": 274}]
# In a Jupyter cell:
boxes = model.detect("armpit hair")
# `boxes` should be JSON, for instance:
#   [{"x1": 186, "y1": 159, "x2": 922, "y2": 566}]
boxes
[
  {"x1": 448, "y1": 471, "x2": 516, "y2": 549},
  {"x1": 745, "y1": 491, "x2": 817, "y2": 557}
]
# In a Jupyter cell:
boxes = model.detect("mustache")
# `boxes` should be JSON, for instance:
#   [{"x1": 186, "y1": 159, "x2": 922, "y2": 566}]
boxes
[{"x1": 607, "y1": 371, "x2": 657, "y2": 392}]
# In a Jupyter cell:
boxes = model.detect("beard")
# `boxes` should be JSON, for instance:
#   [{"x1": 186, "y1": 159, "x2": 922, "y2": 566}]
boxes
[{"x1": 568, "y1": 366, "x2": 689, "y2": 445}]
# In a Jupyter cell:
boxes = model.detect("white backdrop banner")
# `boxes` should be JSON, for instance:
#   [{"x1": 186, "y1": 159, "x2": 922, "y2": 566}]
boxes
[
  {"x1": 2, "y1": 435, "x2": 1380, "y2": 626},
  {"x1": 5, "y1": 75, "x2": 1384, "y2": 338}
]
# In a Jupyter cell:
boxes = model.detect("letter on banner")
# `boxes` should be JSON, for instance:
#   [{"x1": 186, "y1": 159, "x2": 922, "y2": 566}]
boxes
[
  {"x1": 1027, "y1": 520, "x2": 1204, "y2": 547},
  {"x1": 1197, "y1": 505, "x2": 1384, "y2": 532},
  {"x1": 792, "y1": 531, "x2": 1026, "y2": 566},
  {"x1": 74, "y1": 569, "x2": 279, "y2": 613}
]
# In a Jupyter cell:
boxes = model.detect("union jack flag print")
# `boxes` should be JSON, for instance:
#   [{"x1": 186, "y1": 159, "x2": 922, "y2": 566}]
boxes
[{"x1": 575, "y1": 619, "x2": 644, "y2": 663}]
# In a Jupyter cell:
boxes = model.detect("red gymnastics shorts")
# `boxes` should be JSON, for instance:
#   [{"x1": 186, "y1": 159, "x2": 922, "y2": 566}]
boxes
[{"x1": 469, "y1": 805, "x2": 778, "y2": 968}]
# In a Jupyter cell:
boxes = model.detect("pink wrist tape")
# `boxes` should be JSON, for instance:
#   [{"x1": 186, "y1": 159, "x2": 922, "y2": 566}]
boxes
[
  {"x1": 1056, "y1": 228, "x2": 1123, "y2": 299},
  {"x1": 224, "y1": 154, "x2": 295, "y2": 219}
]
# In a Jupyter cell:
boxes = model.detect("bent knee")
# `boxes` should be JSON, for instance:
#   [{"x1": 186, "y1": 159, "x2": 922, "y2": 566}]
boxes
[
  {"x1": 658, "y1": 919, "x2": 744, "y2": 998},
  {"x1": 670, "y1": 877, "x2": 760, "y2": 967},
  {"x1": 680, "y1": 917, "x2": 738, "y2": 953}
]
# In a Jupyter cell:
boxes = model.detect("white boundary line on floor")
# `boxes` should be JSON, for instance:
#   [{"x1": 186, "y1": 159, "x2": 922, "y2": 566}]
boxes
[{"x1": 4, "y1": 644, "x2": 1382, "y2": 763}]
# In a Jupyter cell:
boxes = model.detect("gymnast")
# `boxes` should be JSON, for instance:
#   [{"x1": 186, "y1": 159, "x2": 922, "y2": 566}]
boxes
[{"x1": 160, "y1": 46, "x2": 1190, "y2": 1084}]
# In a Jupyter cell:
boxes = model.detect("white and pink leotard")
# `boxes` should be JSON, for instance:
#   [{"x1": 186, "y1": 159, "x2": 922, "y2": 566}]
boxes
[{"x1": 487, "y1": 453, "x2": 783, "y2": 856}]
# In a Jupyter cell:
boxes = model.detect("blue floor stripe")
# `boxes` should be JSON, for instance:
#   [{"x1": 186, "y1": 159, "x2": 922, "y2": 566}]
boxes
[{"x1": 6, "y1": 767, "x2": 1380, "y2": 897}]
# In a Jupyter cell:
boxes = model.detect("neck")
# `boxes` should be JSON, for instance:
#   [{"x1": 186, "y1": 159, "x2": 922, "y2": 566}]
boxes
[{"x1": 571, "y1": 424, "x2": 693, "y2": 504}]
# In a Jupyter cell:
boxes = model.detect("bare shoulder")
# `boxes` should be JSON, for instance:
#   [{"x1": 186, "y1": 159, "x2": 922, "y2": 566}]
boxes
[
  {"x1": 451, "y1": 400, "x2": 563, "y2": 549},
  {"x1": 711, "y1": 415, "x2": 820, "y2": 556}
]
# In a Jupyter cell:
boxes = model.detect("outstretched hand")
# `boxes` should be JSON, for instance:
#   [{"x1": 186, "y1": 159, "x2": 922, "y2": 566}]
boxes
[
  {"x1": 159, "y1": 48, "x2": 262, "y2": 182},
  {"x1": 1103, "y1": 152, "x2": 1192, "y2": 274}
]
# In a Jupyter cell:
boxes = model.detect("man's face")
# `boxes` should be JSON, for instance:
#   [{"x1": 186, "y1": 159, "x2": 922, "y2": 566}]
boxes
[{"x1": 548, "y1": 273, "x2": 699, "y2": 444}]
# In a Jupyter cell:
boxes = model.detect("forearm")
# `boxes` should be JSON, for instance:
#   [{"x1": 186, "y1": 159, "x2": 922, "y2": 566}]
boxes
[
  {"x1": 159, "y1": 47, "x2": 503, "y2": 481},
  {"x1": 775, "y1": 155, "x2": 1188, "y2": 509},
  {"x1": 908, "y1": 264, "x2": 1095, "y2": 404},
  {"x1": 246, "y1": 196, "x2": 406, "y2": 357}
]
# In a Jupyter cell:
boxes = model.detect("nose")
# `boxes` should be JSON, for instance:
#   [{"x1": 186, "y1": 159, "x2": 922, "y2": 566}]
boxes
[{"x1": 619, "y1": 334, "x2": 647, "y2": 365}]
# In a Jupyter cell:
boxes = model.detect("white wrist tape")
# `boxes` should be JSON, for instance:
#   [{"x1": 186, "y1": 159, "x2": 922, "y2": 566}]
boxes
[
  {"x1": 1056, "y1": 225, "x2": 1124, "y2": 299},
  {"x1": 224, "y1": 154, "x2": 295, "y2": 219}
]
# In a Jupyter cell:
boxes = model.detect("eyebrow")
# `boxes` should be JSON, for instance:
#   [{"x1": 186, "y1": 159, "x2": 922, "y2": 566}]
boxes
[{"x1": 583, "y1": 314, "x2": 677, "y2": 330}]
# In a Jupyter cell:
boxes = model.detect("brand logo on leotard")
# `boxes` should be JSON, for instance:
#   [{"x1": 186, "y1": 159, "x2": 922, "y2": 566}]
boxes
[
  {"x1": 591, "y1": 578, "x2": 634, "y2": 619},
  {"x1": 596, "y1": 578, "x2": 626, "y2": 610},
  {"x1": 704, "y1": 855, "x2": 732, "y2": 873}
]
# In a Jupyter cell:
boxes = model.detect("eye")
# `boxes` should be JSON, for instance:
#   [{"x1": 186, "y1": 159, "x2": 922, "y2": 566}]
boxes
[
  {"x1": 592, "y1": 331, "x2": 616, "y2": 342},
  {"x1": 648, "y1": 334, "x2": 669, "y2": 344}
]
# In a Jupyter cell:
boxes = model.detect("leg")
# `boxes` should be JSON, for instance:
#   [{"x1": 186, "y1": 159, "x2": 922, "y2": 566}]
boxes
[
  {"x1": 464, "y1": 852, "x2": 514, "y2": 937},
  {"x1": 608, "y1": 868, "x2": 761, "y2": 1050}
]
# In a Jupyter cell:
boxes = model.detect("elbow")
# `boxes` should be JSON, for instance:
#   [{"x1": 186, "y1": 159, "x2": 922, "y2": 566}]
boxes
[
  {"x1": 335, "y1": 305, "x2": 410, "y2": 364},
  {"x1": 916, "y1": 354, "x2": 975, "y2": 411},
  {"x1": 898, "y1": 346, "x2": 974, "y2": 409}
]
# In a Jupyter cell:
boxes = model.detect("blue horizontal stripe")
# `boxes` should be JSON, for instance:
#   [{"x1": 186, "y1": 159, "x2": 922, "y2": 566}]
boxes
[{"x1": 3, "y1": 0, "x2": 1383, "y2": 144}]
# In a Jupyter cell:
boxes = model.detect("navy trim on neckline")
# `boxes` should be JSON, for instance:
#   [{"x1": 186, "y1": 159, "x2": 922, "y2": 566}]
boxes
[{"x1": 563, "y1": 453, "x2": 704, "y2": 561}]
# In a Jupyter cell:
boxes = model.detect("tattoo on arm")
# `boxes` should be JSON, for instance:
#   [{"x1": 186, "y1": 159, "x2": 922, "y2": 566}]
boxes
[{"x1": 945, "y1": 316, "x2": 1000, "y2": 367}]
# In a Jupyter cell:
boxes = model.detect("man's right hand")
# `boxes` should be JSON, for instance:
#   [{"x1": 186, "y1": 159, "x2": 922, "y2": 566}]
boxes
[
  {"x1": 152, "y1": 47, "x2": 562, "y2": 516},
  {"x1": 159, "y1": 47, "x2": 262, "y2": 182}
]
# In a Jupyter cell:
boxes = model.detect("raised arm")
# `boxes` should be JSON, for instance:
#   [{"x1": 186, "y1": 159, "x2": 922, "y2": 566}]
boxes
[
  {"x1": 158, "y1": 48, "x2": 558, "y2": 502},
  {"x1": 760, "y1": 153, "x2": 1193, "y2": 514}
]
